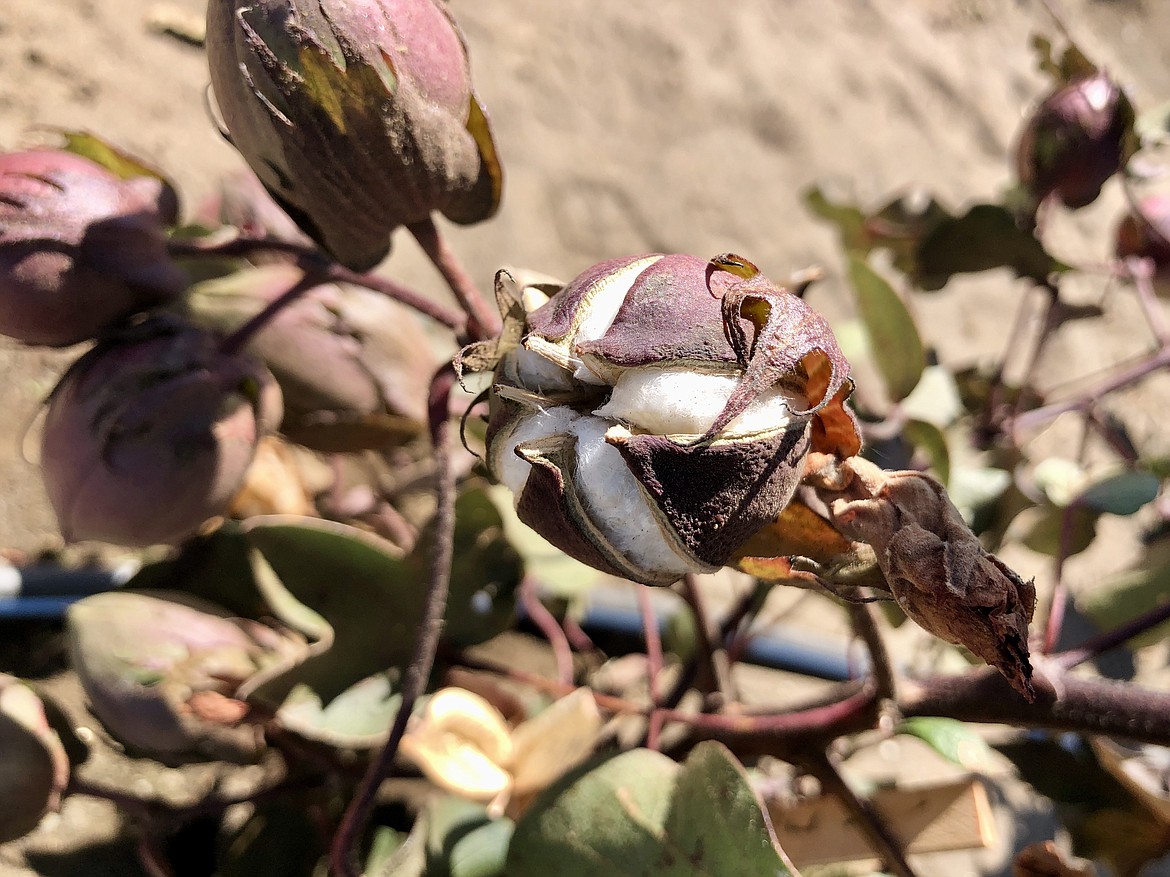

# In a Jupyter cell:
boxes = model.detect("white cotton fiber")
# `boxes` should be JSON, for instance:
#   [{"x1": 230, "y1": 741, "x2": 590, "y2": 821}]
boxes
[
  {"x1": 504, "y1": 344, "x2": 577, "y2": 394},
  {"x1": 493, "y1": 406, "x2": 582, "y2": 497},
  {"x1": 594, "y1": 367, "x2": 792, "y2": 436},
  {"x1": 569, "y1": 256, "x2": 662, "y2": 384},
  {"x1": 568, "y1": 417, "x2": 692, "y2": 577}
]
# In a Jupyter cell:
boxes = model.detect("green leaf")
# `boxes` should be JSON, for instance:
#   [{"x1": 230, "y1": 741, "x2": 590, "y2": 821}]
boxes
[
  {"x1": 896, "y1": 717, "x2": 994, "y2": 769},
  {"x1": 426, "y1": 797, "x2": 494, "y2": 877},
  {"x1": 1078, "y1": 471, "x2": 1161, "y2": 516},
  {"x1": 507, "y1": 749, "x2": 678, "y2": 877},
  {"x1": 847, "y1": 255, "x2": 925, "y2": 402},
  {"x1": 1030, "y1": 33, "x2": 1098, "y2": 85},
  {"x1": 436, "y1": 487, "x2": 524, "y2": 647},
  {"x1": 275, "y1": 675, "x2": 402, "y2": 749},
  {"x1": 1018, "y1": 504, "x2": 1099, "y2": 558},
  {"x1": 487, "y1": 485, "x2": 601, "y2": 600},
  {"x1": 240, "y1": 516, "x2": 422, "y2": 709},
  {"x1": 367, "y1": 814, "x2": 427, "y2": 877},
  {"x1": 914, "y1": 203, "x2": 1069, "y2": 290},
  {"x1": 58, "y1": 130, "x2": 173, "y2": 185},
  {"x1": 658, "y1": 742, "x2": 792, "y2": 875},
  {"x1": 804, "y1": 186, "x2": 868, "y2": 253},
  {"x1": 507, "y1": 743, "x2": 791, "y2": 876},
  {"x1": 803, "y1": 186, "x2": 949, "y2": 276},
  {"x1": 1081, "y1": 562, "x2": 1170, "y2": 649},
  {"x1": 449, "y1": 818, "x2": 514, "y2": 877},
  {"x1": 903, "y1": 419, "x2": 951, "y2": 486}
]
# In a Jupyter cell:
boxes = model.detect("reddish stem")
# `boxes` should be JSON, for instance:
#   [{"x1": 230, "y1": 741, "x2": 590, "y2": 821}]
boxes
[
  {"x1": 802, "y1": 750, "x2": 918, "y2": 877},
  {"x1": 218, "y1": 266, "x2": 327, "y2": 355},
  {"x1": 1053, "y1": 599, "x2": 1170, "y2": 669},
  {"x1": 329, "y1": 366, "x2": 458, "y2": 877},
  {"x1": 168, "y1": 235, "x2": 466, "y2": 332},
  {"x1": 520, "y1": 577, "x2": 574, "y2": 686},
  {"x1": 1012, "y1": 344, "x2": 1170, "y2": 433},
  {"x1": 849, "y1": 602, "x2": 896, "y2": 701},
  {"x1": 1041, "y1": 501, "x2": 1082, "y2": 654},
  {"x1": 677, "y1": 573, "x2": 734, "y2": 706},
  {"x1": 408, "y1": 216, "x2": 501, "y2": 342},
  {"x1": 638, "y1": 584, "x2": 665, "y2": 751}
]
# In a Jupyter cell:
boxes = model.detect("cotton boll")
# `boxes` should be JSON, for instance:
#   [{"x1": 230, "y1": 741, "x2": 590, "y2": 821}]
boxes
[
  {"x1": 568, "y1": 417, "x2": 692, "y2": 578},
  {"x1": 570, "y1": 256, "x2": 661, "y2": 384},
  {"x1": 492, "y1": 406, "x2": 582, "y2": 497},
  {"x1": 595, "y1": 368, "x2": 793, "y2": 436},
  {"x1": 503, "y1": 344, "x2": 578, "y2": 395}
]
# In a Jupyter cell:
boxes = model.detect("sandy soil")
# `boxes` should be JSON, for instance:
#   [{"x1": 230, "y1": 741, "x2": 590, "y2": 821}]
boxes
[{"x1": 3, "y1": 0, "x2": 1170, "y2": 874}]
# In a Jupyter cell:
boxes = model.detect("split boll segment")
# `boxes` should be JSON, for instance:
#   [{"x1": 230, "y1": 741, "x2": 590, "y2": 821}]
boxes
[
  {"x1": 0, "y1": 149, "x2": 187, "y2": 347},
  {"x1": 206, "y1": 0, "x2": 503, "y2": 272},
  {"x1": 485, "y1": 253, "x2": 860, "y2": 587},
  {"x1": 40, "y1": 317, "x2": 283, "y2": 547}
]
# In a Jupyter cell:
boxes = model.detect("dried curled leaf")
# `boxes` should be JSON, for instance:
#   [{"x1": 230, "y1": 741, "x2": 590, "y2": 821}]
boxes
[
  {"x1": 1014, "y1": 840, "x2": 1096, "y2": 877},
  {"x1": 808, "y1": 455, "x2": 1036, "y2": 700}
]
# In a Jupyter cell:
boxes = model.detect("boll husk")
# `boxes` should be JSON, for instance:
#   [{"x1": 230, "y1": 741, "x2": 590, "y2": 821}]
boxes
[
  {"x1": 40, "y1": 317, "x2": 283, "y2": 547},
  {"x1": 182, "y1": 263, "x2": 438, "y2": 447},
  {"x1": 206, "y1": 0, "x2": 502, "y2": 271},
  {"x1": 1016, "y1": 71, "x2": 1133, "y2": 213},
  {"x1": 0, "y1": 149, "x2": 187, "y2": 346},
  {"x1": 0, "y1": 674, "x2": 70, "y2": 843},
  {"x1": 483, "y1": 253, "x2": 859, "y2": 587},
  {"x1": 67, "y1": 591, "x2": 301, "y2": 760}
]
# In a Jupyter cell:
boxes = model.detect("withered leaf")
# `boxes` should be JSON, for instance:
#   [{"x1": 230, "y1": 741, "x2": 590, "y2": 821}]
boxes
[{"x1": 808, "y1": 456, "x2": 1037, "y2": 700}]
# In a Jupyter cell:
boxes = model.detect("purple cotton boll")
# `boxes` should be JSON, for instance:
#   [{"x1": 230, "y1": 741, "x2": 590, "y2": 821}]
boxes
[
  {"x1": 1016, "y1": 71, "x2": 1134, "y2": 212},
  {"x1": 40, "y1": 318, "x2": 282, "y2": 547},
  {"x1": 206, "y1": 0, "x2": 503, "y2": 271},
  {"x1": 182, "y1": 263, "x2": 437, "y2": 435},
  {"x1": 1116, "y1": 194, "x2": 1170, "y2": 272},
  {"x1": 67, "y1": 592, "x2": 297, "y2": 760},
  {"x1": 0, "y1": 149, "x2": 188, "y2": 346},
  {"x1": 0, "y1": 674, "x2": 70, "y2": 842},
  {"x1": 485, "y1": 254, "x2": 858, "y2": 587}
]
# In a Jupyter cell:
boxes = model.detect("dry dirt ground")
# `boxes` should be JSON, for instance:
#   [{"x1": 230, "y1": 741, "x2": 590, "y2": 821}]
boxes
[{"x1": 2, "y1": 0, "x2": 1170, "y2": 875}]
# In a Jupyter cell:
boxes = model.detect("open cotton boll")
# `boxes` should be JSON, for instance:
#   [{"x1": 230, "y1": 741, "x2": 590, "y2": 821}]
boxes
[
  {"x1": 493, "y1": 406, "x2": 582, "y2": 497},
  {"x1": 504, "y1": 344, "x2": 577, "y2": 394},
  {"x1": 570, "y1": 256, "x2": 661, "y2": 385},
  {"x1": 595, "y1": 368, "x2": 793, "y2": 436},
  {"x1": 569, "y1": 417, "x2": 693, "y2": 578}
]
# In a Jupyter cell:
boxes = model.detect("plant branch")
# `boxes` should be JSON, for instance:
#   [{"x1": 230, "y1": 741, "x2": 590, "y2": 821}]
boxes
[
  {"x1": 1053, "y1": 599, "x2": 1170, "y2": 669},
  {"x1": 1011, "y1": 344, "x2": 1170, "y2": 434},
  {"x1": 638, "y1": 584, "x2": 665, "y2": 750},
  {"x1": 407, "y1": 216, "x2": 501, "y2": 342},
  {"x1": 1041, "y1": 501, "x2": 1081, "y2": 654},
  {"x1": 849, "y1": 601, "x2": 896, "y2": 701},
  {"x1": 168, "y1": 234, "x2": 467, "y2": 332},
  {"x1": 901, "y1": 662, "x2": 1170, "y2": 744},
  {"x1": 520, "y1": 576, "x2": 574, "y2": 686},
  {"x1": 1125, "y1": 256, "x2": 1170, "y2": 346},
  {"x1": 802, "y1": 749, "x2": 918, "y2": 877},
  {"x1": 676, "y1": 573, "x2": 735, "y2": 707},
  {"x1": 329, "y1": 365, "x2": 458, "y2": 877}
]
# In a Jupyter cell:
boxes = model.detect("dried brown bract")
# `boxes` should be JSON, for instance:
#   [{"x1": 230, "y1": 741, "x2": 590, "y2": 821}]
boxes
[{"x1": 807, "y1": 454, "x2": 1037, "y2": 700}]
